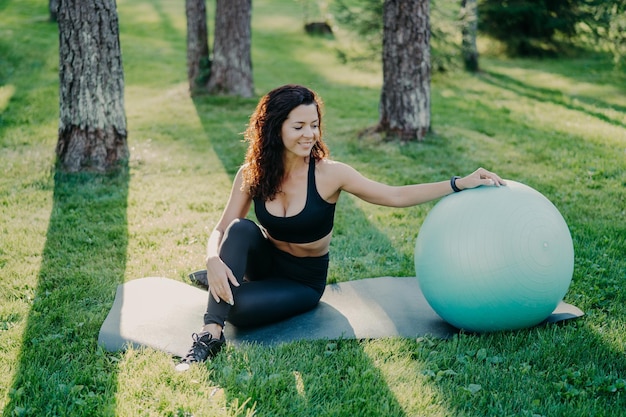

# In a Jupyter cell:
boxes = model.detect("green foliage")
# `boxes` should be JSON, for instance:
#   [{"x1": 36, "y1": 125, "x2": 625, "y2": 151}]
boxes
[
  {"x1": 577, "y1": 0, "x2": 626, "y2": 67},
  {"x1": 477, "y1": 0, "x2": 626, "y2": 60},
  {"x1": 330, "y1": 0, "x2": 384, "y2": 64},
  {"x1": 478, "y1": 0, "x2": 587, "y2": 56}
]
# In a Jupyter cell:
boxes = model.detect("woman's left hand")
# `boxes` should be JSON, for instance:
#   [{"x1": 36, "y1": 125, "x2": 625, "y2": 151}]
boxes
[{"x1": 456, "y1": 168, "x2": 507, "y2": 190}]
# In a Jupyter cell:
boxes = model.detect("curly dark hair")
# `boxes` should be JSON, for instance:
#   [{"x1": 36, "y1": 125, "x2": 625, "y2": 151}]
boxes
[{"x1": 242, "y1": 85, "x2": 330, "y2": 201}]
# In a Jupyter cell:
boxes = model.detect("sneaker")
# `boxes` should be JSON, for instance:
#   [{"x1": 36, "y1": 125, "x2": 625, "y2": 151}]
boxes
[
  {"x1": 188, "y1": 269, "x2": 208, "y2": 289},
  {"x1": 175, "y1": 331, "x2": 225, "y2": 372}
]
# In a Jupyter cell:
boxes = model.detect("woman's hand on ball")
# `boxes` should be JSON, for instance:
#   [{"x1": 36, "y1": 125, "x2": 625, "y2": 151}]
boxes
[{"x1": 457, "y1": 168, "x2": 506, "y2": 190}]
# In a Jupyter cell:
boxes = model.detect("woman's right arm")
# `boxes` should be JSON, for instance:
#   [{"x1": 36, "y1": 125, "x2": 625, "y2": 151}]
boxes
[{"x1": 205, "y1": 167, "x2": 252, "y2": 305}]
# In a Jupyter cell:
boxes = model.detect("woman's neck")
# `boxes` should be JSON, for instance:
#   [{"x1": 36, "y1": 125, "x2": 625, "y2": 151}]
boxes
[{"x1": 282, "y1": 155, "x2": 309, "y2": 177}]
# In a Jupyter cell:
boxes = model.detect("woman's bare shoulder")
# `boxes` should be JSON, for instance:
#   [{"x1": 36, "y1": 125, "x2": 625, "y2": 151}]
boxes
[
  {"x1": 315, "y1": 158, "x2": 362, "y2": 196},
  {"x1": 317, "y1": 158, "x2": 360, "y2": 178},
  {"x1": 317, "y1": 158, "x2": 351, "y2": 171}
]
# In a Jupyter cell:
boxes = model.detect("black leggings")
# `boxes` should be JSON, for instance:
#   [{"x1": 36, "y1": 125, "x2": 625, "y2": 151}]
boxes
[{"x1": 204, "y1": 218, "x2": 329, "y2": 328}]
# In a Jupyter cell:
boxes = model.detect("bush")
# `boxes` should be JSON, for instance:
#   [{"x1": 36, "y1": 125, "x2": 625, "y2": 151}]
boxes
[{"x1": 478, "y1": 0, "x2": 585, "y2": 56}]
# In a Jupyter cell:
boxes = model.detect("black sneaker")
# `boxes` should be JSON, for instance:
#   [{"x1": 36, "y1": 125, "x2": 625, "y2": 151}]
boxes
[
  {"x1": 175, "y1": 331, "x2": 225, "y2": 371},
  {"x1": 188, "y1": 269, "x2": 208, "y2": 289}
]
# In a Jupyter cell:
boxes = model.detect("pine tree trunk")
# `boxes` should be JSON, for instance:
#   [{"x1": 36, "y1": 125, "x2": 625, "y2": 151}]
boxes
[
  {"x1": 461, "y1": 0, "x2": 479, "y2": 72},
  {"x1": 207, "y1": 0, "x2": 253, "y2": 97},
  {"x1": 377, "y1": 0, "x2": 431, "y2": 141},
  {"x1": 49, "y1": 0, "x2": 59, "y2": 22},
  {"x1": 56, "y1": 0, "x2": 128, "y2": 172},
  {"x1": 186, "y1": 0, "x2": 210, "y2": 93}
]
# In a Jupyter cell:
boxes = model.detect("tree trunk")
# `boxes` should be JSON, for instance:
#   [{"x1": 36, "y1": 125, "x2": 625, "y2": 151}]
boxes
[
  {"x1": 207, "y1": 0, "x2": 254, "y2": 97},
  {"x1": 460, "y1": 0, "x2": 479, "y2": 72},
  {"x1": 49, "y1": 0, "x2": 59, "y2": 22},
  {"x1": 186, "y1": 0, "x2": 210, "y2": 93},
  {"x1": 377, "y1": 0, "x2": 430, "y2": 141},
  {"x1": 56, "y1": 0, "x2": 128, "y2": 172}
]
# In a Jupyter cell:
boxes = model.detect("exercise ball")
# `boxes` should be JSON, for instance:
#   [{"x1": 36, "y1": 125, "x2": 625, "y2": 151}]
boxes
[{"x1": 414, "y1": 180, "x2": 574, "y2": 332}]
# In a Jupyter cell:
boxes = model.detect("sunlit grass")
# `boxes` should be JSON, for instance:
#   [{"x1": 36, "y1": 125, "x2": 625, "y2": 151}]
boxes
[
  {"x1": 0, "y1": 85, "x2": 15, "y2": 113},
  {"x1": 1, "y1": 0, "x2": 625, "y2": 416},
  {"x1": 123, "y1": 82, "x2": 236, "y2": 278},
  {"x1": 114, "y1": 347, "x2": 231, "y2": 416}
]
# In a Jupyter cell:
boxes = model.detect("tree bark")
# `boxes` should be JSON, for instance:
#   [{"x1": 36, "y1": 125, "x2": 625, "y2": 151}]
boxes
[
  {"x1": 460, "y1": 0, "x2": 479, "y2": 72},
  {"x1": 56, "y1": 0, "x2": 128, "y2": 172},
  {"x1": 207, "y1": 0, "x2": 254, "y2": 97},
  {"x1": 186, "y1": 0, "x2": 210, "y2": 93},
  {"x1": 377, "y1": 0, "x2": 430, "y2": 141}
]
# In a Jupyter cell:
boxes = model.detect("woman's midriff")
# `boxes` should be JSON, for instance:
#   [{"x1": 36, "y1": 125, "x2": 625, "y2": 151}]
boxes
[{"x1": 267, "y1": 231, "x2": 332, "y2": 258}]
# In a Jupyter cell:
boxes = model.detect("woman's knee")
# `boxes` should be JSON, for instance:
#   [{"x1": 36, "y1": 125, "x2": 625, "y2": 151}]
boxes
[
  {"x1": 220, "y1": 218, "x2": 266, "y2": 261},
  {"x1": 224, "y1": 218, "x2": 260, "y2": 239}
]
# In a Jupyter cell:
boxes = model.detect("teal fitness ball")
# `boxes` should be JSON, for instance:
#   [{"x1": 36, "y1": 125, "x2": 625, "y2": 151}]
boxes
[{"x1": 414, "y1": 180, "x2": 574, "y2": 332}]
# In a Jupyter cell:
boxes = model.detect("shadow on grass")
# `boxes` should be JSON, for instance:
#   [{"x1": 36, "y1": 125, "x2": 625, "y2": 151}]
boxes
[
  {"x1": 480, "y1": 69, "x2": 626, "y2": 129},
  {"x1": 211, "y1": 339, "x2": 413, "y2": 416},
  {"x1": 6, "y1": 168, "x2": 129, "y2": 416}
]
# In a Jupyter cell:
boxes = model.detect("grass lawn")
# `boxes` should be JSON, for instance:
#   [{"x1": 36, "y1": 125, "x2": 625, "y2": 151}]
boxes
[{"x1": 1, "y1": 0, "x2": 625, "y2": 416}]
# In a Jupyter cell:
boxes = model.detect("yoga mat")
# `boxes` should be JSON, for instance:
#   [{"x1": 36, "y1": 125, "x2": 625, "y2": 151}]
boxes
[{"x1": 97, "y1": 277, "x2": 584, "y2": 358}]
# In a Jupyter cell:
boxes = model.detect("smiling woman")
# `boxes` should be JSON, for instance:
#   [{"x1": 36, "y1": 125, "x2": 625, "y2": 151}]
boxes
[
  {"x1": 176, "y1": 84, "x2": 505, "y2": 369},
  {"x1": 279, "y1": 104, "x2": 320, "y2": 162}
]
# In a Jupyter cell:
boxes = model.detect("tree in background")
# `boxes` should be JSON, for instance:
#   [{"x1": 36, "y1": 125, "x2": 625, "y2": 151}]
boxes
[
  {"x1": 460, "y1": 0, "x2": 479, "y2": 71},
  {"x1": 206, "y1": 0, "x2": 254, "y2": 97},
  {"x1": 56, "y1": 0, "x2": 128, "y2": 172},
  {"x1": 186, "y1": 0, "x2": 210, "y2": 92},
  {"x1": 185, "y1": 0, "x2": 253, "y2": 97},
  {"x1": 333, "y1": 0, "x2": 459, "y2": 72},
  {"x1": 49, "y1": 0, "x2": 59, "y2": 22},
  {"x1": 377, "y1": 0, "x2": 431, "y2": 141}
]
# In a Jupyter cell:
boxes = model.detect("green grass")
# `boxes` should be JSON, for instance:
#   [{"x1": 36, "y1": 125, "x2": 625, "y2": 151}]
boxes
[{"x1": 1, "y1": 0, "x2": 625, "y2": 416}]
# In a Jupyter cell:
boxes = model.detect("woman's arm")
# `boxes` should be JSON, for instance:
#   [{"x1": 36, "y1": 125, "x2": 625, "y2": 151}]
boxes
[
  {"x1": 207, "y1": 167, "x2": 252, "y2": 253},
  {"x1": 206, "y1": 166, "x2": 252, "y2": 304},
  {"x1": 332, "y1": 161, "x2": 505, "y2": 208}
]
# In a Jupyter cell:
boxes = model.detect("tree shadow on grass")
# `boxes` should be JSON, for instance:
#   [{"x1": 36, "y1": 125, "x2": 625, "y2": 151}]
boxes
[
  {"x1": 6, "y1": 168, "x2": 128, "y2": 416},
  {"x1": 211, "y1": 339, "x2": 412, "y2": 417},
  {"x1": 479, "y1": 69, "x2": 626, "y2": 129}
]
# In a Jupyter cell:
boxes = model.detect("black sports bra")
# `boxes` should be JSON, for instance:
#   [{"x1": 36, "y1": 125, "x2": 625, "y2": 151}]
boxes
[{"x1": 254, "y1": 158, "x2": 336, "y2": 243}]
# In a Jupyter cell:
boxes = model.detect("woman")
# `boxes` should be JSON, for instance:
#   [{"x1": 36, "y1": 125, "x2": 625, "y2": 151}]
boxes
[{"x1": 177, "y1": 84, "x2": 505, "y2": 369}]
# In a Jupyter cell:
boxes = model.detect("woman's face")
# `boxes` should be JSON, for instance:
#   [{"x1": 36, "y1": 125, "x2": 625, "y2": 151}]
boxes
[{"x1": 280, "y1": 104, "x2": 319, "y2": 159}]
